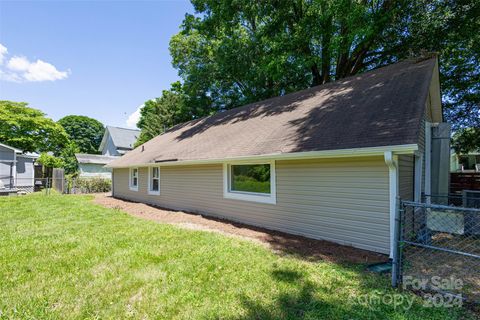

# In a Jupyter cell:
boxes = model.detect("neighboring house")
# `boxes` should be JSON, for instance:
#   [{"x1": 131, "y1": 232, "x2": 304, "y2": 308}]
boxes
[
  {"x1": 75, "y1": 126, "x2": 139, "y2": 178},
  {"x1": 99, "y1": 126, "x2": 140, "y2": 156},
  {"x1": 75, "y1": 154, "x2": 118, "y2": 178},
  {"x1": 450, "y1": 151, "x2": 480, "y2": 172},
  {"x1": 107, "y1": 57, "x2": 448, "y2": 257},
  {"x1": 0, "y1": 142, "x2": 39, "y2": 193}
]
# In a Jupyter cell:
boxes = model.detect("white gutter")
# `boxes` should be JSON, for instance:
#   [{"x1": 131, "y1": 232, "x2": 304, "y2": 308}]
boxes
[
  {"x1": 107, "y1": 144, "x2": 418, "y2": 168},
  {"x1": 384, "y1": 151, "x2": 399, "y2": 259},
  {"x1": 12, "y1": 151, "x2": 17, "y2": 189}
]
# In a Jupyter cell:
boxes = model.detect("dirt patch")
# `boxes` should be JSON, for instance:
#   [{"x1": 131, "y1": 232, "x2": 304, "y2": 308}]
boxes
[{"x1": 93, "y1": 194, "x2": 387, "y2": 265}]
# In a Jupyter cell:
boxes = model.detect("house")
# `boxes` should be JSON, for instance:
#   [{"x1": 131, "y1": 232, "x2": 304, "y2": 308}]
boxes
[
  {"x1": 451, "y1": 150, "x2": 480, "y2": 172},
  {"x1": 75, "y1": 154, "x2": 119, "y2": 178},
  {"x1": 98, "y1": 126, "x2": 140, "y2": 156},
  {"x1": 75, "y1": 126, "x2": 139, "y2": 178},
  {"x1": 0, "y1": 142, "x2": 39, "y2": 194},
  {"x1": 107, "y1": 57, "x2": 448, "y2": 257}
]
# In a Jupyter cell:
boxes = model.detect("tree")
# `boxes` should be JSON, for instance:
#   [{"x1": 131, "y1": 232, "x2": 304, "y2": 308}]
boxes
[
  {"x1": 59, "y1": 141, "x2": 80, "y2": 175},
  {"x1": 135, "y1": 82, "x2": 191, "y2": 146},
  {"x1": 58, "y1": 115, "x2": 105, "y2": 154},
  {"x1": 169, "y1": 0, "x2": 479, "y2": 147},
  {"x1": 0, "y1": 100, "x2": 69, "y2": 152},
  {"x1": 37, "y1": 153, "x2": 65, "y2": 168},
  {"x1": 452, "y1": 127, "x2": 480, "y2": 154}
]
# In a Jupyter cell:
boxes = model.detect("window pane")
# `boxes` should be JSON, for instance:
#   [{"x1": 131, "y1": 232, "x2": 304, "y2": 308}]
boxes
[
  {"x1": 133, "y1": 177, "x2": 138, "y2": 186},
  {"x1": 231, "y1": 164, "x2": 270, "y2": 194},
  {"x1": 152, "y1": 179, "x2": 159, "y2": 191},
  {"x1": 153, "y1": 167, "x2": 159, "y2": 178}
]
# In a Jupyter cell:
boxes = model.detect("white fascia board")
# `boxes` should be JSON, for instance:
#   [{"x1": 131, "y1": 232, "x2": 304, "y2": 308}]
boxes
[{"x1": 109, "y1": 144, "x2": 418, "y2": 169}]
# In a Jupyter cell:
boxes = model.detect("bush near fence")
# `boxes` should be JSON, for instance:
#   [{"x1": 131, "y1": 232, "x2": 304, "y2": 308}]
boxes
[{"x1": 67, "y1": 177, "x2": 111, "y2": 194}]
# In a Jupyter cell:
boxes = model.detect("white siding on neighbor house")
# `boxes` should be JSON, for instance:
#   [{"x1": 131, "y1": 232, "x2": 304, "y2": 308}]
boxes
[
  {"x1": 102, "y1": 134, "x2": 119, "y2": 156},
  {"x1": 113, "y1": 156, "x2": 391, "y2": 254},
  {"x1": 16, "y1": 156, "x2": 35, "y2": 187},
  {"x1": 0, "y1": 145, "x2": 15, "y2": 187},
  {"x1": 78, "y1": 163, "x2": 112, "y2": 178}
]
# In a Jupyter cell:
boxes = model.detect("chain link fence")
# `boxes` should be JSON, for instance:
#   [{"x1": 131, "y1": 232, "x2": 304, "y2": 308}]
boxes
[
  {"x1": 0, "y1": 176, "x2": 111, "y2": 195},
  {"x1": 396, "y1": 194, "x2": 480, "y2": 304}
]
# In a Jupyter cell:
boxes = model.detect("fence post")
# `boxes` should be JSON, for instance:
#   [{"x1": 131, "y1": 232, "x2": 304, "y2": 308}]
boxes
[{"x1": 392, "y1": 196, "x2": 402, "y2": 287}]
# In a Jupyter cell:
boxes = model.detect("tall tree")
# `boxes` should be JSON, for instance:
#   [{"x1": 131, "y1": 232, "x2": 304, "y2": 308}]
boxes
[
  {"x1": 135, "y1": 82, "x2": 191, "y2": 146},
  {"x1": 0, "y1": 100, "x2": 69, "y2": 152},
  {"x1": 170, "y1": 0, "x2": 479, "y2": 146},
  {"x1": 58, "y1": 115, "x2": 105, "y2": 154}
]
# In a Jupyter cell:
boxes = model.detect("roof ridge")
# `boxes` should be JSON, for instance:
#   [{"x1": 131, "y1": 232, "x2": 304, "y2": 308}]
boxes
[
  {"x1": 163, "y1": 57, "x2": 435, "y2": 137},
  {"x1": 106, "y1": 125, "x2": 140, "y2": 132}
]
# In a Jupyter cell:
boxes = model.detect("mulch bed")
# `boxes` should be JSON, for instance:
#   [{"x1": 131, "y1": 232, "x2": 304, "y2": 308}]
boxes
[{"x1": 93, "y1": 194, "x2": 387, "y2": 265}]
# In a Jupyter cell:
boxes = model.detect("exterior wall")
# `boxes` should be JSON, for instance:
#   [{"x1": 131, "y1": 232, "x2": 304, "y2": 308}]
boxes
[
  {"x1": 398, "y1": 155, "x2": 414, "y2": 201},
  {"x1": 0, "y1": 145, "x2": 15, "y2": 162},
  {"x1": 78, "y1": 163, "x2": 112, "y2": 178},
  {"x1": 0, "y1": 146, "x2": 15, "y2": 188},
  {"x1": 16, "y1": 156, "x2": 35, "y2": 192},
  {"x1": 101, "y1": 134, "x2": 119, "y2": 156},
  {"x1": 113, "y1": 156, "x2": 391, "y2": 254}
]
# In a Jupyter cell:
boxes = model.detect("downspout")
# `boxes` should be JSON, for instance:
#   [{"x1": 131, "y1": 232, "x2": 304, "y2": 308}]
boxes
[
  {"x1": 384, "y1": 151, "x2": 399, "y2": 259},
  {"x1": 13, "y1": 151, "x2": 17, "y2": 189},
  {"x1": 424, "y1": 121, "x2": 432, "y2": 203}
]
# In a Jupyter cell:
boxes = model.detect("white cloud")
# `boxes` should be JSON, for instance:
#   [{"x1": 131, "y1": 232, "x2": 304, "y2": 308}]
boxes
[
  {"x1": 0, "y1": 43, "x2": 69, "y2": 82},
  {"x1": 0, "y1": 44, "x2": 7, "y2": 65},
  {"x1": 7, "y1": 56, "x2": 30, "y2": 71},
  {"x1": 126, "y1": 106, "x2": 142, "y2": 128}
]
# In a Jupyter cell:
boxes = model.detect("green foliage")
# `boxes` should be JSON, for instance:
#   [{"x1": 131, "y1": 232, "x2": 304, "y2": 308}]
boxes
[
  {"x1": 0, "y1": 100, "x2": 69, "y2": 152},
  {"x1": 59, "y1": 142, "x2": 80, "y2": 175},
  {"x1": 452, "y1": 127, "x2": 480, "y2": 154},
  {"x1": 232, "y1": 164, "x2": 271, "y2": 193},
  {"x1": 135, "y1": 82, "x2": 191, "y2": 146},
  {"x1": 0, "y1": 194, "x2": 473, "y2": 319},
  {"x1": 37, "y1": 153, "x2": 65, "y2": 168},
  {"x1": 71, "y1": 177, "x2": 111, "y2": 193},
  {"x1": 169, "y1": 0, "x2": 480, "y2": 146},
  {"x1": 58, "y1": 115, "x2": 105, "y2": 154}
]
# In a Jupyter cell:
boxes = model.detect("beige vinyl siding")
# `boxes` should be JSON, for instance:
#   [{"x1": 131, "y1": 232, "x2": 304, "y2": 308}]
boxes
[
  {"x1": 113, "y1": 156, "x2": 390, "y2": 254},
  {"x1": 398, "y1": 155, "x2": 414, "y2": 201}
]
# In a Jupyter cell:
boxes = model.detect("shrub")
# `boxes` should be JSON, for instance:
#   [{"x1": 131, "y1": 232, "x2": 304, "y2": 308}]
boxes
[{"x1": 71, "y1": 177, "x2": 111, "y2": 193}]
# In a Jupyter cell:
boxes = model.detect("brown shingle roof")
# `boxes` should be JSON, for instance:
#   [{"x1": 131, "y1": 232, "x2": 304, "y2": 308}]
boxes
[{"x1": 108, "y1": 58, "x2": 437, "y2": 168}]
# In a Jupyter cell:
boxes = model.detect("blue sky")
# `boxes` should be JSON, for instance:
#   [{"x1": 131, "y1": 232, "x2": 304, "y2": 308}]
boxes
[{"x1": 0, "y1": 0, "x2": 193, "y2": 129}]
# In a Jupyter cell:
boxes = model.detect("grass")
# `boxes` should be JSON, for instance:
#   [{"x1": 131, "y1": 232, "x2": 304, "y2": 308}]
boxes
[{"x1": 0, "y1": 194, "x2": 474, "y2": 319}]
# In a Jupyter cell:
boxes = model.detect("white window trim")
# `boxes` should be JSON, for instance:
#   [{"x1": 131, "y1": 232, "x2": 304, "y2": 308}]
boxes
[
  {"x1": 129, "y1": 167, "x2": 139, "y2": 191},
  {"x1": 223, "y1": 160, "x2": 276, "y2": 205},
  {"x1": 147, "y1": 166, "x2": 161, "y2": 195}
]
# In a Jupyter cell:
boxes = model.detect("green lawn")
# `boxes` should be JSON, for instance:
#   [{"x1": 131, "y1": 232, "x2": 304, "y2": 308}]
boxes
[{"x1": 0, "y1": 194, "x2": 473, "y2": 319}]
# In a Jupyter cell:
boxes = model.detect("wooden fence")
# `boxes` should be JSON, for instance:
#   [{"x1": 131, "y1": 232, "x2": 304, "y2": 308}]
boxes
[{"x1": 450, "y1": 172, "x2": 480, "y2": 195}]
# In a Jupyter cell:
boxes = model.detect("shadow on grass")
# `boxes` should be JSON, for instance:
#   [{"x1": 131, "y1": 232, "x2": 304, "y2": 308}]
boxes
[{"x1": 228, "y1": 267, "x2": 395, "y2": 320}]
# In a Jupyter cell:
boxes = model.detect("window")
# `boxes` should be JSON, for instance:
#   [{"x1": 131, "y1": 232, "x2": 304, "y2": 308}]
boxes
[
  {"x1": 223, "y1": 161, "x2": 276, "y2": 204},
  {"x1": 148, "y1": 167, "x2": 160, "y2": 195},
  {"x1": 129, "y1": 167, "x2": 138, "y2": 191}
]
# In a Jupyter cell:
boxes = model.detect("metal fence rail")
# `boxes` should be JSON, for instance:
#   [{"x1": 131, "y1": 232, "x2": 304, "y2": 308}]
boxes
[
  {"x1": 0, "y1": 176, "x2": 111, "y2": 195},
  {"x1": 395, "y1": 196, "x2": 480, "y2": 303}
]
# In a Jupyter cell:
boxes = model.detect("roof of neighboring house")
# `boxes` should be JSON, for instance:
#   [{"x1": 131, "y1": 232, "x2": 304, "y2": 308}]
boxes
[
  {"x1": 75, "y1": 153, "x2": 119, "y2": 165},
  {"x1": 0, "y1": 142, "x2": 39, "y2": 158},
  {"x1": 99, "y1": 126, "x2": 140, "y2": 153},
  {"x1": 0, "y1": 142, "x2": 23, "y2": 153},
  {"x1": 108, "y1": 57, "x2": 440, "y2": 168},
  {"x1": 17, "y1": 152, "x2": 39, "y2": 159}
]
